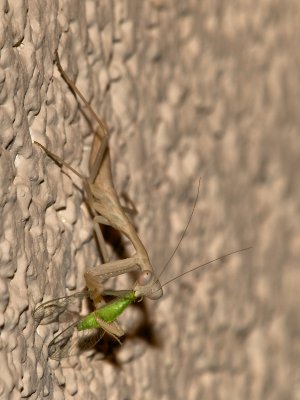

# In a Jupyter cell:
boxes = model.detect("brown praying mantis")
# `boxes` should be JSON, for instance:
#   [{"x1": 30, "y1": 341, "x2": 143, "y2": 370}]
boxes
[
  {"x1": 36, "y1": 51, "x2": 163, "y2": 304},
  {"x1": 33, "y1": 51, "x2": 251, "y2": 357}
]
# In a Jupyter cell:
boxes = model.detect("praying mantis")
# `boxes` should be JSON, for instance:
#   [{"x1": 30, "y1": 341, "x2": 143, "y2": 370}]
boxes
[
  {"x1": 33, "y1": 51, "x2": 251, "y2": 360},
  {"x1": 35, "y1": 51, "x2": 163, "y2": 304}
]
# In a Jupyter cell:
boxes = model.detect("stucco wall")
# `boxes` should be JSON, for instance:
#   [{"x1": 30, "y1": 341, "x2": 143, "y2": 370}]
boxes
[{"x1": 0, "y1": 1, "x2": 298, "y2": 399}]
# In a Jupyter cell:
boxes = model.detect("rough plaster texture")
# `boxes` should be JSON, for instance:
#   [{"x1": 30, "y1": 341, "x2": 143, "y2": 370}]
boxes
[{"x1": 0, "y1": 1, "x2": 298, "y2": 399}]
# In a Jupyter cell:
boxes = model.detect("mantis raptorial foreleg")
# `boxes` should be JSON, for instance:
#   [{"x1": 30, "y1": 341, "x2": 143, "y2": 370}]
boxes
[{"x1": 35, "y1": 51, "x2": 163, "y2": 301}]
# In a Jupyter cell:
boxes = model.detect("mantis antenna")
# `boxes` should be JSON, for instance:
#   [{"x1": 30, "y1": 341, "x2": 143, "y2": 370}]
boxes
[
  {"x1": 154, "y1": 178, "x2": 252, "y2": 295},
  {"x1": 160, "y1": 246, "x2": 252, "y2": 290},
  {"x1": 158, "y1": 178, "x2": 201, "y2": 280}
]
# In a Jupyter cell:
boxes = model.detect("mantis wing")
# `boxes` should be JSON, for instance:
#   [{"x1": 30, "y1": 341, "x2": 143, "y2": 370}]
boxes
[{"x1": 48, "y1": 321, "x2": 105, "y2": 360}]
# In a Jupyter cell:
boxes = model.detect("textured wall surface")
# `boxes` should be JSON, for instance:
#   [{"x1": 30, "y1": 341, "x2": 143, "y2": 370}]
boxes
[{"x1": 0, "y1": 1, "x2": 298, "y2": 399}]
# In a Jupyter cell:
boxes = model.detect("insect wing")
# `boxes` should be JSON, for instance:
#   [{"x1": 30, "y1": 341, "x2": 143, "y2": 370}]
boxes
[
  {"x1": 33, "y1": 291, "x2": 90, "y2": 325},
  {"x1": 48, "y1": 320, "x2": 105, "y2": 360}
]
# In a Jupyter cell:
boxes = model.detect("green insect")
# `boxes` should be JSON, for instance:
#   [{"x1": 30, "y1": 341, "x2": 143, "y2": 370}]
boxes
[{"x1": 34, "y1": 289, "x2": 138, "y2": 360}]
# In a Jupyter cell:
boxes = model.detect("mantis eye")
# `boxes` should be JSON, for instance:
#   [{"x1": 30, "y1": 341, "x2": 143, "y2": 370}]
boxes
[{"x1": 137, "y1": 271, "x2": 152, "y2": 286}]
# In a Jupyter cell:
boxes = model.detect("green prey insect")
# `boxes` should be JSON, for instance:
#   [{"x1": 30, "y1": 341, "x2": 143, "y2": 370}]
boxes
[
  {"x1": 35, "y1": 290, "x2": 138, "y2": 360},
  {"x1": 34, "y1": 247, "x2": 251, "y2": 361}
]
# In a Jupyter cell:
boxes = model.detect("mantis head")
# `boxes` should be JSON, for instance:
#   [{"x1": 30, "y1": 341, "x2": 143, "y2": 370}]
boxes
[{"x1": 134, "y1": 270, "x2": 163, "y2": 300}]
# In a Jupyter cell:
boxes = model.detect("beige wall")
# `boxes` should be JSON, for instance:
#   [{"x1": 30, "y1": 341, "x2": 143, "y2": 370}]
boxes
[{"x1": 0, "y1": 1, "x2": 298, "y2": 399}]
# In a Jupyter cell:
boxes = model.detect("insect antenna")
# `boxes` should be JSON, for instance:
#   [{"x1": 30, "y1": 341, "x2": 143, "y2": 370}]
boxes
[
  {"x1": 160, "y1": 246, "x2": 252, "y2": 290},
  {"x1": 157, "y1": 178, "x2": 201, "y2": 280}
]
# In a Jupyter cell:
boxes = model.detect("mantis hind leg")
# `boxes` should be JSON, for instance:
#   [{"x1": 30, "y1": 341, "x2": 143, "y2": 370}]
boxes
[{"x1": 35, "y1": 141, "x2": 111, "y2": 264}]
